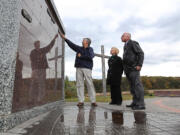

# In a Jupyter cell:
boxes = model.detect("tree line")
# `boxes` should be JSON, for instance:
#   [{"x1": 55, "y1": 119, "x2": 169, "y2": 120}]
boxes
[{"x1": 65, "y1": 76, "x2": 180, "y2": 98}]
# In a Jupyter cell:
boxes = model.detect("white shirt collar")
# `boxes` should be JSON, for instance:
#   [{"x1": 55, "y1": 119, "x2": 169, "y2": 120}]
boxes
[{"x1": 125, "y1": 40, "x2": 130, "y2": 45}]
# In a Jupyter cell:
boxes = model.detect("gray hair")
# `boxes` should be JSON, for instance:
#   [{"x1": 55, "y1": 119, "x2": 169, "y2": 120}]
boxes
[
  {"x1": 34, "y1": 40, "x2": 40, "y2": 45},
  {"x1": 83, "y1": 38, "x2": 91, "y2": 46},
  {"x1": 123, "y1": 32, "x2": 131, "y2": 39}
]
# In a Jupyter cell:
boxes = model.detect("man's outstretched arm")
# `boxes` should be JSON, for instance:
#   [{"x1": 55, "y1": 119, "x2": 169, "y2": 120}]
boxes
[
  {"x1": 43, "y1": 34, "x2": 58, "y2": 53},
  {"x1": 60, "y1": 33, "x2": 81, "y2": 52}
]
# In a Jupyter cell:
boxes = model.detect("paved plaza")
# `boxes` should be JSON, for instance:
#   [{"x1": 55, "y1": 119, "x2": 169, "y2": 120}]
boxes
[{"x1": 2, "y1": 97, "x2": 180, "y2": 135}]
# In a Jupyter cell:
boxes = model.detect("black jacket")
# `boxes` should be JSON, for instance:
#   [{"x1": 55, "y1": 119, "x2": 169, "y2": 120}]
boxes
[
  {"x1": 107, "y1": 55, "x2": 123, "y2": 85},
  {"x1": 123, "y1": 40, "x2": 144, "y2": 73},
  {"x1": 65, "y1": 39, "x2": 94, "y2": 70}
]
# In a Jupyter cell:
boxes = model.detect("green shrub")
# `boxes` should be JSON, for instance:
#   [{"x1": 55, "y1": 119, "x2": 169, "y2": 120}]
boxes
[{"x1": 65, "y1": 86, "x2": 77, "y2": 98}]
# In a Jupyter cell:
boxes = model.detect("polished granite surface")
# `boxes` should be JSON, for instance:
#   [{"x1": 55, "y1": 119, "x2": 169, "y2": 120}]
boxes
[{"x1": 12, "y1": 0, "x2": 64, "y2": 113}]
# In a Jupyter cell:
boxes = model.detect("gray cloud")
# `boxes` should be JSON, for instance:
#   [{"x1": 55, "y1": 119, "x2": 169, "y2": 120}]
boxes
[
  {"x1": 145, "y1": 51, "x2": 180, "y2": 65},
  {"x1": 141, "y1": 13, "x2": 180, "y2": 43},
  {"x1": 153, "y1": 12, "x2": 180, "y2": 43},
  {"x1": 63, "y1": 17, "x2": 116, "y2": 53},
  {"x1": 112, "y1": 10, "x2": 180, "y2": 66},
  {"x1": 114, "y1": 9, "x2": 180, "y2": 44},
  {"x1": 64, "y1": 14, "x2": 180, "y2": 65},
  {"x1": 116, "y1": 16, "x2": 149, "y2": 33},
  {"x1": 58, "y1": 1, "x2": 180, "y2": 78}
]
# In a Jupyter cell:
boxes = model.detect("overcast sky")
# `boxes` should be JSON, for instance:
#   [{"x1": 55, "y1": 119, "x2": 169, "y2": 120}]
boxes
[{"x1": 54, "y1": 0, "x2": 180, "y2": 80}]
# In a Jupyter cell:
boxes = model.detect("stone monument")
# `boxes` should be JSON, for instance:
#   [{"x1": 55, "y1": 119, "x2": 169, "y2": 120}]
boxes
[{"x1": 0, "y1": 0, "x2": 65, "y2": 132}]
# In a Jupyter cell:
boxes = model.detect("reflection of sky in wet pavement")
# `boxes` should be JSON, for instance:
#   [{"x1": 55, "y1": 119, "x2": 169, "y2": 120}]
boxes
[
  {"x1": 24, "y1": 106, "x2": 180, "y2": 135},
  {"x1": 59, "y1": 106, "x2": 148, "y2": 135}
]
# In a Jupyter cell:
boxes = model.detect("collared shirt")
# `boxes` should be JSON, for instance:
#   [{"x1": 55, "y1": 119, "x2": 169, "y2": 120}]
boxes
[{"x1": 125, "y1": 40, "x2": 130, "y2": 45}]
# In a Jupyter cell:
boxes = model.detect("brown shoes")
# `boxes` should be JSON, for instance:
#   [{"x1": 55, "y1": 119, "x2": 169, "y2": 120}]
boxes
[
  {"x1": 91, "y1": 102, "x2": 98, "y2": 107},
  {"x1": 77, "y1": 102, "x2": 84, "y2": 107},
  {"x1": 77, "y1": 102, "x2": 98, "y2": 107}
]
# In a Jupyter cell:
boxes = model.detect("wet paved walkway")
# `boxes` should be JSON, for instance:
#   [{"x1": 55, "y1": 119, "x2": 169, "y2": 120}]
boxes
[{"x1": 3, "y1": 97, "x2": 180, "y2": 135}]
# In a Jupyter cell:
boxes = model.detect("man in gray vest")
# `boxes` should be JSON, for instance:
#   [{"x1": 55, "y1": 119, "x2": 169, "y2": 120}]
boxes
[{"x1": 121, "y1": 32, "x2": 145, "y2": 110}]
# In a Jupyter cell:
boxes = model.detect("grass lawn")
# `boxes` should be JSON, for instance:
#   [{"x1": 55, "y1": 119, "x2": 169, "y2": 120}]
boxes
[{"x1": 65, "y1": 94, "x2": 154, "y2": 102}]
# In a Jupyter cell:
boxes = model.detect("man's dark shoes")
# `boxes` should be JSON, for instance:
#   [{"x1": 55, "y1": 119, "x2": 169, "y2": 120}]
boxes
[
  {"x1": 116, "y1": 102, "x2": 122, "y2": 106},
  {"x1": 91, "y1": 102, "x2": 98, "y2": 107},
  {"x1": 77, "y1": 102, "x2": 84, "y2": 107},
  {"x1": 132, "y1": 106, "x2": 146, "y2": 110},
  {"x1": 126, "y1": 103, "x2": 135, "y2": 108},
  {"x1": 109, "y1": 102, "x2": 115, "y2": 105},
  {"x1": 109, "y1": 102, "x2": 122, "y2": 106}
]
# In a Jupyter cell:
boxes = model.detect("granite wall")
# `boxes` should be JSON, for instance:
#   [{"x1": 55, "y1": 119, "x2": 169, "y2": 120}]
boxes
[
  {"x1": 0, "y1": 0, "x2": 65, "y2": 132},
  {"x1": 0, "y1": 0, "x2": 21, "y2": 116}
]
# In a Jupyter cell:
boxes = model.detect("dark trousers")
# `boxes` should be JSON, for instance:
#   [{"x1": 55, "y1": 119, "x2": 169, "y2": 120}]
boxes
[
  {"x1": 126, "y1": 71, "x2": 145, "y2": 107},
  {"x1": 110, "y1": 85, "x2": 122, "y2": 104}
]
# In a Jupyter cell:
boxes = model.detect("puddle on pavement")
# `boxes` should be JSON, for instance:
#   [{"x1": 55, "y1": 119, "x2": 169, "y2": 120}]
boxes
[{"x1": 24, "y1": 106, "x2": 150, "y2": 135}]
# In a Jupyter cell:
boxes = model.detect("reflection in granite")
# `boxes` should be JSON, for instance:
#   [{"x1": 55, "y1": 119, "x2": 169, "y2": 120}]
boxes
[
  {"x1": 12, "y1": 53, "x2": 23, "y2": 108},
  {"x1": 12, "y1": 0, "x2": 64, "y2": 113},
  {"x1": 28, "y1": 35, "x2": 58, "y2": 106}
]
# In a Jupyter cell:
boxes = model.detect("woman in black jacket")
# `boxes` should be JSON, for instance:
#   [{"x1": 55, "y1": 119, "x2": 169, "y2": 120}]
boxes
[{"x1": 107, "y1": 47, "x2": 123, "y2": 105}]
